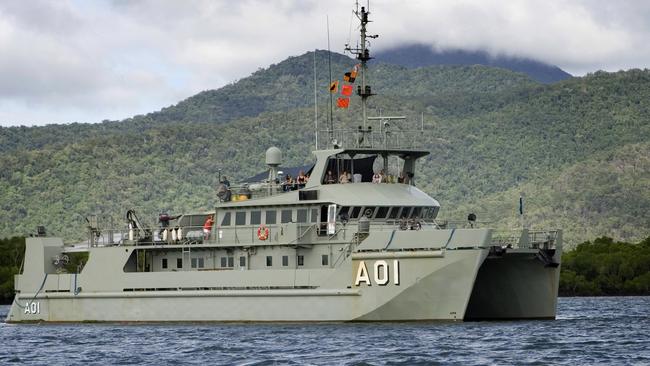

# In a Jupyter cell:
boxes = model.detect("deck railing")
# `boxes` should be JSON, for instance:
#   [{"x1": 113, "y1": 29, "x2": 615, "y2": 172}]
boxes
[
  {"x1": 491, "y1": 229, "x2": 559, "y2": 250},
  {"x1": 318, "y1": 129, "x2": 424, "y2": 150}
]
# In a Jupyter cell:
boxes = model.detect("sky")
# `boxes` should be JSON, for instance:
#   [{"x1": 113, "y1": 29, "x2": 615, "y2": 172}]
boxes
[{"x1": 1, "y1": 0, "x2": 649, "y2": 127}]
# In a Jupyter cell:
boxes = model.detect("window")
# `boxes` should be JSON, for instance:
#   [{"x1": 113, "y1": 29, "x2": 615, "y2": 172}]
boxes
[
  {"x1": 281, "y1": 209, "x2": 293, "y2": 223},
  {"x1": 376, "y1": 207, "x2": 389, "y2": 219},
  {"x1": 350, "y1": 207, "x2": 361, "y2": 219},
  {"x1": 239, "y1": 256, "x2": 246, "y2": 267},
  {"x1": 310, "y1": 209, "x2": 318, "y2": 223},
  {"x1": 412, "y1": 207, "x2": 422, "y2": 218},
  {"x1": 191, "y1": 258, "x2": 197, "y2": 268},
  {"x1": 177, "y1": 258, "x2": 183, "y2": 269},
  {"x1": 339, "y1": 206, "x2": 350, "y2": 217},
  {"x1": 266, "y1": 256, "x2": 273, "y2": 267},
  {"x1": 250, "y1": 211, "x2": 261, "y2": 225},
  {"x1": 220, "y1": 257, "x2": 228, "y2": 268},
  {"x1": 198, "y1": 258, "x2": 205, "y2": 269},
  {"x1": 400, "y1": 207, "x2": 413, "y2": 219},
  {"x1": 388, "y1": 207, "x2": 400, "y2": 219},
  {"x1": 162, "y1": 258, "x2": 168, "y2": 269},
  {"x1": 282, "y1": 255, "x2": 289, "y2": 266},
  {"x1": 235, "y1": 211, "x2": 246, "y2": 225},
  {"x1": 297, "y1": 255, "x2": 304, "y2": 266},
  {"x1": 265, "y1": 210, "x2": 277, "y2": 224},
  {"x1": 297, "y1": 209, "x2": 308, "y2": 223},
  {"x1": 321, "y1": 254, "x2": 329, "y2": 266},
  {"x1": 228, "y1": 257, "x2": 234, "y2": 267},
  {"x1": 421, "y1": 207, "x2": 430, "y2": 219},
  {"x1": 430, "y1": 207, "x2": 438, "y2": 218},
  {"x1": 221, "y1": 212, "x2": 231, "y2": 226}
]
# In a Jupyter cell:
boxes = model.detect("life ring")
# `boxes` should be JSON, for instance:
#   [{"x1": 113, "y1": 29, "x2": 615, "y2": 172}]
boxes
[{"x1": 257, "y1": 225, "x2": 269, "y2": 240}]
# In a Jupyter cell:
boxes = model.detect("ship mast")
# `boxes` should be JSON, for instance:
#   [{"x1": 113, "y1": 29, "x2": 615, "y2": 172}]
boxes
[{"x1": 345, "y1": 1, "x2": 378, "y2": 131}]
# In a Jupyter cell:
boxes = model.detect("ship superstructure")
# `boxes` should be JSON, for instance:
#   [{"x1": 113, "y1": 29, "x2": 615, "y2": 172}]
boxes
[{"x1": 7, "y1": 5, "x2": 561, "y2": 323}]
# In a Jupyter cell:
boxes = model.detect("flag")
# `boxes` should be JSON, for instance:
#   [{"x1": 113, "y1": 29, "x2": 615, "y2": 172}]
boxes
[
  {"x1": 336, "y1": 97, "x2": 350, "y2": 108},
  {"x1": 341, "y1": 84, "x2": 353, "y2": 96},
  {"x1": 329, "y1": 80, "x2": 339, "y2": 93},
  {"x1": 343, "y1": 71, "x2": 357, "y2": 83}
]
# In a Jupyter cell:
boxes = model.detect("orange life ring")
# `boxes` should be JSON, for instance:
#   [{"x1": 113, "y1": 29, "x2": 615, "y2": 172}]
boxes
[{"x1": 257, "y1": 225, "x2": 269, "y2": 240}]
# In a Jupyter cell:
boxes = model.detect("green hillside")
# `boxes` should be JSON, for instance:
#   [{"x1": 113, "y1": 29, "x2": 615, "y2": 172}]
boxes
[{"x1": 0, "y1": 51, "x2": 648, "y2": 246}]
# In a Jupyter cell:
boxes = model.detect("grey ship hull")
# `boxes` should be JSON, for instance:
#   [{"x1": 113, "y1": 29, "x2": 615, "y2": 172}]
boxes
[{"x1": 6, "y1": 229, "x2": 561, "y2": 323}]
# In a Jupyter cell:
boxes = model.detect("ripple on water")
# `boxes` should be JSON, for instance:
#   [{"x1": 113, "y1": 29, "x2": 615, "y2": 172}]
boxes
[{"x1": 1, "y1": 297, "x2": 649, "y2": 365}]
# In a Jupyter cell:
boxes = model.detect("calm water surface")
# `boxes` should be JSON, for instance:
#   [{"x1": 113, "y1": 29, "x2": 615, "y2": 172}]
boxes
[{"x1": 1, "y1": 297, "x2": 649, "y2": 365}]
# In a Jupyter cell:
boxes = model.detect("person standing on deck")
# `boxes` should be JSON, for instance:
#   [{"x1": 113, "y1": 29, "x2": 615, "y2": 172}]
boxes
[{"x1": 203, "y1": 215, "x2": 214, "y2": 240}]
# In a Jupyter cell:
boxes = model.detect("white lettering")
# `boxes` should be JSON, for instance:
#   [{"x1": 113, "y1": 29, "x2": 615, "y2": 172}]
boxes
[
  {"x1": 354, "y1": 260, "x2": 401, "y2": 286},
  {"x1": 354, "y1": 261, "x2": 371, "y2": 286},
  {"x1": 24, "y1": 301, "x2": 40, "y2": 315},
  {"x1": 393, "y1": 259, "x2": 400, "y2": 285},
  {"x1": 374, "y1": 260, "x2": 389, "y2": 285}
]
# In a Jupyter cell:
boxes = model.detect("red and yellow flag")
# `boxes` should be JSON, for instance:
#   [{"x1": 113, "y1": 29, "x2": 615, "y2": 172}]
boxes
[
  {"x1": 329, "y1": 81, "x2": 339, "y2": 93},
  {"x1": 341, "y1": 84, "x2": 353, "y2": 96},
  {"x1": 336, "y1": 97, "x2": 350, "y2": 108},
  {"x1": 343, "y1": 71, "x2": 357, "y2": 83}
]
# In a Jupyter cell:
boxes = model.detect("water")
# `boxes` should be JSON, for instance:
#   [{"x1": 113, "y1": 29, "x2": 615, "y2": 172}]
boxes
[{"x1": 1, "y1": 297, "x2": 648, "y2": 365}]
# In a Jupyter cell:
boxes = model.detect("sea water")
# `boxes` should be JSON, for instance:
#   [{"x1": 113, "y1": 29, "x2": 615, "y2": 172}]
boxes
[{"x1": 1, "y1": 297, "x2": 648, "y2": 365}]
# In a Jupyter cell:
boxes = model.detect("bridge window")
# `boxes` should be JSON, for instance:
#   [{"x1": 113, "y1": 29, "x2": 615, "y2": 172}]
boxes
[
  {"x1": 220, "y1": 257, "x2": 227, "y2": 268},
  {"x1": 350, "y1": 207, "x2": 361, "y2": 219},
  {"x1": 235, "y1": 211, "x2": 246, "y2": 225},
  {"x1": 282, "y1": 255, "x2": 289, "y2": 266},
  {"x1": 412, "y1": 207, "x2": 422, "y2": 218},
  {"x1": 388, "y1": 207, "x2": 400, "y2": 219},
  {"x1": 281, "y1": 209, "x2": 293, "y2": 223},
  {"x1": 400, "y1": 207, "x2": 413, "y2": 219},
  {"x1": 376, "y1": 207, "x2": 389, "y2": 219},
  {"x1": 310, "y1": 208, "x2": 318, "y2": 223},
  {"x1": 177, "y1": 258, "x2": 182, "y2": 269},
  {"x1": 161, "y1": 258, "x2": 168, "y2": 269},
  {"x1": 297, "y1": 209, "x2": 308, "y2": 223},
  {"x1": 297, "y1": 255, "x2": 304, "y2": 266},
  {"x1": 239, "y1": 256, "x2": 246, "y2": 267},
  {"x1": 363, "y1": 207, "x2": 376, "y2": 218},
  {"x1": 266, "y1": 256, "x2": 273, "y2": 267},
  {"x1": 221, "y1": 212, "x2": 231, "y2": 226},
  {"x1": 250, "y1": 211, "x2": 261, "y2": 225},
  {"x1": 321, "y1": 255, "x2": 329, "y2": 266},
  {"x1": 266, "y1": 210, "x2": 276, "y2": 224}
]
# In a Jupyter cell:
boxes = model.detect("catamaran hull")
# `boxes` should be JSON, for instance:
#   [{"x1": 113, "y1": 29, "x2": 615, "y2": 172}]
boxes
[
  {"x1": 6, "y1": 244, "x2": 560, "y2": 322},
  {"x1": 464, "y1": 250, "x2": 562, "y2": 320}
]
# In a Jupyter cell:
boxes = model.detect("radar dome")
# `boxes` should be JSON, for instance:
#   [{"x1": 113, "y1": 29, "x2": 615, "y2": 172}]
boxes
[{"x1": 265, "y1": 147, "x2": 282, "y2": 166}]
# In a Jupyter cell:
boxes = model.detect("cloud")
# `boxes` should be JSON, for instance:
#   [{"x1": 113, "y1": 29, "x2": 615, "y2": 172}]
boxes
[{"x1": 0, "y1": 0, "x2": 649, "y2": 126}]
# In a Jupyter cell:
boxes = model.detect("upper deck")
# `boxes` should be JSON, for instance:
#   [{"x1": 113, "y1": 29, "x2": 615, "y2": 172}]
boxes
[{"x1": 217, "y1": 146, "x2": 431, "y2": 207}]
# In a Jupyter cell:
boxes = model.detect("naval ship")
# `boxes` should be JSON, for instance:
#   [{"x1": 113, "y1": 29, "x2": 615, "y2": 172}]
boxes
[{"x1": 7, "y1": 5, "x2": 561, "y2": 323}]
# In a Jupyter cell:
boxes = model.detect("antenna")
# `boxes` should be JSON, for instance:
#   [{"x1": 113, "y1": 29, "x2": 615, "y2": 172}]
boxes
[
  {"x1": 327, "y1": 16, "x2": 334, "y2": 145},
  {"x1": 345, "y1": 1, "x2": 378, "y2": 131},
  {"x1": 313, "y1": 50, "x2": 318, "y2": 150}
]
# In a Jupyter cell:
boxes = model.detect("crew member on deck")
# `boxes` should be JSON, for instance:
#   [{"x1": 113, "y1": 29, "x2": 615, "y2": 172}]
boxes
[
  {"x1": 158, "y1": 213, "x2": 179, "y2": 240},
  {"x1": 296, "y1": 170, "x2": 307, "y2": 189},
  {"x1": 339, "y1": 170, "x2": 351, "y2": 184},
  {"x1": 325, "y1": 170, "x2": 336, "y2": 184},
  {"x1": 203, "y1": 214, "x2": 214, "y2": 240}
]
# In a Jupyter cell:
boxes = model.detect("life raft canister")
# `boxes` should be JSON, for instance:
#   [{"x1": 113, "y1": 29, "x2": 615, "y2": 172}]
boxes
[{"x1": 257, "y1": 225, "x2": 269, "y2": 240}]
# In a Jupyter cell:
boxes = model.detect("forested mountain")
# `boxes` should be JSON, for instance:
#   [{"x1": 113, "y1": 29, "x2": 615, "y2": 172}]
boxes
[
  {"x1": 374, "y1": 44, "x2": 572, "y2": 83},
  {"x1": 0, "y1": 50, "x2": 648, "y2": 246}
]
